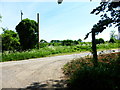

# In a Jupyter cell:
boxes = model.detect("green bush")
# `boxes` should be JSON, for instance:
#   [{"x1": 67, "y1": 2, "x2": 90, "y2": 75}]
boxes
[
  {"x1": 109, "y1": 38, "x2": 116, "y2": 43},
  {"x1": 63, "y1": 53, "x2": 120, "y2": 90},
  {"x1": 39, "y1": 43, "x2": 48, "y2": 48},
  {"x1": 95, "y1": 38, "x2": 105, "y2": 44},
  {"x1": 2, "y1": 28, "x2": 20, "y2": 52}
]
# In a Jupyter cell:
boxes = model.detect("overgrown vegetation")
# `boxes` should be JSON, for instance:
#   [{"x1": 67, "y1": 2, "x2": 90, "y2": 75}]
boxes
[
  {"x1": 63, "y1": 52, "x2": 120, "y2": 90},
  {"x1": 2, "y1": 28, "x2": 119, "y2": 62},
  {"x1": 2, "y1": 45, "x2": 90, "y2": 62},
  {"x1": 2, "y1": 42, "x2": 119, "y2": 62},
  {"x1": 2, "y1": 28, "x2": 20, "y2": 52}
]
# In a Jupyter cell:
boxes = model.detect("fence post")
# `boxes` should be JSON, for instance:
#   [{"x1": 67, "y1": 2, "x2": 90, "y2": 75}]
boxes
[{"x1": 92, "y1": 30, "x2": 98, "y2": 67}]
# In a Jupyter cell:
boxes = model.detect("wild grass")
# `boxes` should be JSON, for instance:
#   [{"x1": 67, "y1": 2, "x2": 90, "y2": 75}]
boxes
[
  {"x1": 97, "y1": 43, "x2": 119, "y2": 49},
  {"x1": 2, "y1": 42, "x2": 119, "y2": 62},
  {"x1": 2, "y1": 45, "x2": 91, "y2": 62},
  {"x1": 62, "y1": 52, "x2": 120, "y2": 90}
]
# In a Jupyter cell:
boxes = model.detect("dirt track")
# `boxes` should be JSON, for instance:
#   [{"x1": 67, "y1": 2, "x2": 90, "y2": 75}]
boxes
[{"x1": 0, "y1": 49, "x2": 119, "y2": 89}]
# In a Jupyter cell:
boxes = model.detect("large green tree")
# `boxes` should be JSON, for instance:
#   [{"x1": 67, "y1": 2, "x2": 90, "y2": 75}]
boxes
[
  {"x1": 2, "y1": 28, "x2": 20, "y2": 52},
  {"x1": 16, "y1": 18, "x2": 38, "y2": 50}
]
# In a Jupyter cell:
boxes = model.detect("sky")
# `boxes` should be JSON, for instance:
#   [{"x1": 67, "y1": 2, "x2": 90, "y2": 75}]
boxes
[{"x1": 0, "y1": 0, "x2": 118, "y2": 42}]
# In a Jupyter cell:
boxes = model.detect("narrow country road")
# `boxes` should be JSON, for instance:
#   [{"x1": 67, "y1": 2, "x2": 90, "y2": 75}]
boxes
[{"x1": 0, "y1": 49, "x2": 119, "y2": 89}]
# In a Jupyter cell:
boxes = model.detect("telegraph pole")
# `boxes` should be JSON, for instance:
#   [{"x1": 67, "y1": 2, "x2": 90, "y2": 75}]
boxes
[
  {"x1": 37, "y1": 13, "x2": 40, "y2": 49},
  {"x1": 21, "y1": 10, "x2": 23, "y2": 21}
]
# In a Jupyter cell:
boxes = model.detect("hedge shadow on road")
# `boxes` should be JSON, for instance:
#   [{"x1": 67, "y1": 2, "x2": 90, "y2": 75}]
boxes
[{"x1": 19, "y1": 79, "x2": 68, "y2": 90}]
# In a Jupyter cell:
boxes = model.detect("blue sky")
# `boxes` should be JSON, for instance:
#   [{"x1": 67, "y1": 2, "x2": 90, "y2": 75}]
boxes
[{"x1": 0, "y1": 0, "x2": 118, "y2": 42}]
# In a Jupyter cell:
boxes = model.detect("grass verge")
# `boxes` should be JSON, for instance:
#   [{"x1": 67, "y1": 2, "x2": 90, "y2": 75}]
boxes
[{"x1": 62, "y1": 52, "x2": 120, "y2": 90}]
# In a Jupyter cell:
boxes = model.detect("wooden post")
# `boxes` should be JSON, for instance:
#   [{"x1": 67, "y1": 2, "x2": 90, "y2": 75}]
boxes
[
  {"x1": 37, "y1": 13, "x2": 40, "y2": 49},
  {"x1": 92, "y1": 30, "x2": 98, "y2": 67}
]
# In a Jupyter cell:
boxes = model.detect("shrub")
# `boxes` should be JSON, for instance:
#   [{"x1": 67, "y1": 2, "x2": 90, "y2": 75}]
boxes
[
  {"x1": 109, "y1": 38, "x2": 116, "y2": 43},
  {"x1": 39, "y1": 43, "x2": 48, "y2": 48},
  {"x1": 95, "y1": 38, "x2": 105, "y2": 44},
  {"x1": 63, "y1": 52, "x2": 120, "y2": 90},
  {"x1": 2, "y1": 28, "x2": 20, "y2": 52}
]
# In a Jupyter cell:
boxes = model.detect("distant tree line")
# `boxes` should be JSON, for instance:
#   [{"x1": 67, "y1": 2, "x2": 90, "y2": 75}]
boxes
[{"x1": 39, "y1": 39, "x2": 82, "y2": 48}]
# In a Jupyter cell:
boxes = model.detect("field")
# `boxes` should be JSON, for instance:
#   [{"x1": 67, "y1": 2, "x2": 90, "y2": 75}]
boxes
[{"x1": 2, "y1": 42, "x2": 119, "y2": 62}]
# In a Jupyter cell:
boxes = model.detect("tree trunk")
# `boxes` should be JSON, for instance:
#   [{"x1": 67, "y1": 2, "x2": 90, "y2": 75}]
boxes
[{"x1": 92, "y1": 30, "x2": 98, "y2": 67}]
